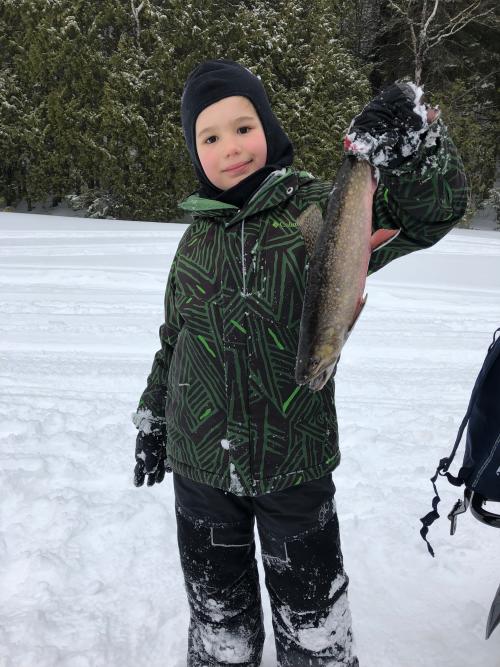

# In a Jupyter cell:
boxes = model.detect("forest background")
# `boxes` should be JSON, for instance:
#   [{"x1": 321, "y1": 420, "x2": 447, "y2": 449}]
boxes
[{"x1": 0, "y1": 0, "x2": 498, "y2": 224}]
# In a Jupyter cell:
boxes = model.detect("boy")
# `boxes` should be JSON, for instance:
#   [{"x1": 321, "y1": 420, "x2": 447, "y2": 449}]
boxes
[{"x1": 132, "y1": 59, "x2": 467, "y2": 666}]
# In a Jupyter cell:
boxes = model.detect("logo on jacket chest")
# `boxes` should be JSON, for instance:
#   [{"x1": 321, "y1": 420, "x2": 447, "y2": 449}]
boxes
[{"x1": 272, "y1": 220, "x2": 298, "y2": 228}]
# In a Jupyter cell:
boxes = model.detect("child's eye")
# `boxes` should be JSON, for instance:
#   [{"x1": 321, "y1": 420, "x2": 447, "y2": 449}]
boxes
[
  {"x1": 205, "y1": 135, "x2": 217, "y2": 145},
  {"x1": 238, "y1": 126, "x2": 251, "y2": 134}
]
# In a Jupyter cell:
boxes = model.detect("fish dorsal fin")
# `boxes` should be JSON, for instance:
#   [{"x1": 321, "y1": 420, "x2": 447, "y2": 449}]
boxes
[{"x1": 296, "y1": 204, "x2": 324, "y2": 256}]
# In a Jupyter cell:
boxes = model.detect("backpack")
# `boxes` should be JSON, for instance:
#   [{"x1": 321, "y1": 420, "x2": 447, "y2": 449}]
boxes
[{"x1": 419, "y1": 327, "x2": 500, "y2": 639}]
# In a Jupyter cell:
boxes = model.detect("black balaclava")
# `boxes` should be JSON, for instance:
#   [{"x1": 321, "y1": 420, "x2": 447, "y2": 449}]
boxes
[{"x1": 181, "y1": 59, "x2": 294, "y2": 208}]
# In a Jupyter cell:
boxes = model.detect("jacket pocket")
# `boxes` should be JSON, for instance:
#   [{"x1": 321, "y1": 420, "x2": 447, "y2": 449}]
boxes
[{"x1": 166, "y1": 328, "x2": 227, "y2": 473}]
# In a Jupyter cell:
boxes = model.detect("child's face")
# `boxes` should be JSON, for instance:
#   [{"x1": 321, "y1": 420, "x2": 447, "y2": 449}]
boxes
[{"x1": 195, "y1": 96, "x2": 267, "y2": 191}]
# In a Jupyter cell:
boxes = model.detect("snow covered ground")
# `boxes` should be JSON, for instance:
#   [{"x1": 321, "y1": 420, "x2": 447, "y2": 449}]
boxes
[{"x1": 1, "y1": 212, "x2": 499, "y2": 667}]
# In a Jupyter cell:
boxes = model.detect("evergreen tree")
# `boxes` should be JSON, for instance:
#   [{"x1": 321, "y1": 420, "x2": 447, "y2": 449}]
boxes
[
  {"x1": 256, "y1": 0, "x2": 371, "y2": 178},
  {"x1": 0, "y1": 0, "x2": 371, "y2": 220}
]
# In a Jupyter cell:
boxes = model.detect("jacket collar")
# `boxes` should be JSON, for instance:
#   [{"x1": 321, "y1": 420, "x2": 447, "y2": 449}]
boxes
[{"x1": 178, "y1": 167, "x2": 315, "y2": 228}]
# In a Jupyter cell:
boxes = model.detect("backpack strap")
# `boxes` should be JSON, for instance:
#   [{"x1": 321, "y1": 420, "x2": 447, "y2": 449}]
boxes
[
  {"x1": 490, "y1": 327, "x2": 500, "y2": 347},
  {"x1": 419, "y1": 327, "x2": 500, "y2": 556}
]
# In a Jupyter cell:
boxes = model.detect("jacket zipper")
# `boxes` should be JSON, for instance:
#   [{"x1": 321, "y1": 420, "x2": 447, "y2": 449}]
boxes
[
  {"x1": 241, "y1": 217, "x2": 248, "y2": 296},
  {"x1": 240, "y1": 216, "x2": 254, "y2": 486}
]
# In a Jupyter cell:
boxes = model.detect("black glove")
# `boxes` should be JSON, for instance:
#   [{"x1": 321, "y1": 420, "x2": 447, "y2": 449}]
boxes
[
  {"x1": 344, "y1": 82, "x2": 439, "y2": 170},
  {"x1": 134, "y1": 425, "x2": 170, "y2": 487}
]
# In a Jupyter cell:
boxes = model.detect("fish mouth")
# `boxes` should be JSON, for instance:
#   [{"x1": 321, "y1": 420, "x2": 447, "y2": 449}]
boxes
[
  {"x1": 295, "y1": 355, "x2": 337, "y2": 388},
  {"x1": 308, "y1": 360, "x2": 338, "y2": 391}
]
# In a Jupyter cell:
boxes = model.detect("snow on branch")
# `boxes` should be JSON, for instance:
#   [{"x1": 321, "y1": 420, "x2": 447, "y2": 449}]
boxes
[
  {"x1": 426, "y1": 4, "x2": 494, "y2": 51},
  {"x1": 421, "y1": 0, "x2": 439, "y2": 37},
  {"x1": 386, "y1": 0, "x2": 407, "y2": 19},
  {"x1": 131, "y1": 0, "x2": 145, "y2": 42},
  {"x1": 386, "y1": 0, "x2": 495, "y2": 84}
]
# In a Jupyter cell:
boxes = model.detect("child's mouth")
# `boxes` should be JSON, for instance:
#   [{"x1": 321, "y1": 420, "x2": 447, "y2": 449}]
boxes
[{"x1": 224, "y1": 160, "x2": 252, "y2": 173}]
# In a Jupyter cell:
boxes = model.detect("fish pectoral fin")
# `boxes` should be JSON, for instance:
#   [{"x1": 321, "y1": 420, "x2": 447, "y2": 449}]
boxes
[
  {"x1": 345, "y1": 294, "x2": 367, "y2": 341},
  {"x1": 370, "y1": 228, "x2": 400, "y2": 252}
]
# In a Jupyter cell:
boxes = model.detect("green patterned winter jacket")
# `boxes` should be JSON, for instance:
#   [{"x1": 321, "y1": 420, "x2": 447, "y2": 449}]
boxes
[{"x1": 134, "y1": 121, "x2": 467, "y2": 496}]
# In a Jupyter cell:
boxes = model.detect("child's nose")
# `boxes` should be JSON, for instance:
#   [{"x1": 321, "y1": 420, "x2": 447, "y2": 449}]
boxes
[{"x1": 224, "y1": 137, "x2": 242, "y2": 156}]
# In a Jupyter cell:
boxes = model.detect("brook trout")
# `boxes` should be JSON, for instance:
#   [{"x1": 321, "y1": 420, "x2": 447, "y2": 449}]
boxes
[{"x1": 295, "y1": 156, "x2": 388, "y2": 392}]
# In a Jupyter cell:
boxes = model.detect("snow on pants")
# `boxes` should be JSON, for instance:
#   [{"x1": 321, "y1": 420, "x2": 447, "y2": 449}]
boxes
[{"x1": 173, "y1": 472, "x2": 359, "y2": 667}]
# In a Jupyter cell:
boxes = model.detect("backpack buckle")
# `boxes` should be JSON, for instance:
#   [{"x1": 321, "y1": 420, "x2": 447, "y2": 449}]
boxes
[{"x1": 448, "y1": 489, "x2": 472, "y2": 535}]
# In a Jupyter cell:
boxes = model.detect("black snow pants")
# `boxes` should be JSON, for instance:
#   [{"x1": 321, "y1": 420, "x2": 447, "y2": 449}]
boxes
[{"x1": 173, "y1": 472, "x2": 359, "y2": 667}]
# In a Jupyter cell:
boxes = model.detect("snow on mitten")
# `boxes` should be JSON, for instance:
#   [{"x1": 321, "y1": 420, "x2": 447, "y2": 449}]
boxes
[
  {"x1": 344, "y1": 82, "x2": 440, "y2": 171},
  {"x1": 134, "y1": 424, "x2": 169, "y2": 487}
]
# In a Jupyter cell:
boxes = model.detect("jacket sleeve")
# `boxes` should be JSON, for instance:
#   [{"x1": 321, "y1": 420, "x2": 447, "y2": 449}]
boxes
[
  {"x1": 132, "y1": 249, "x2": 185, "y2": 436},
  {"x1": 367, "y1": 119, "x2": 468, "y2": 275}
]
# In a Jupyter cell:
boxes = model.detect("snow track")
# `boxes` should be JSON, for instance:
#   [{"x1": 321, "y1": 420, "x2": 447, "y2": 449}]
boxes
[{"x1": 1, "y1": 213, "x2": 499, "y2": 666}]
